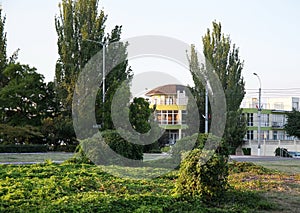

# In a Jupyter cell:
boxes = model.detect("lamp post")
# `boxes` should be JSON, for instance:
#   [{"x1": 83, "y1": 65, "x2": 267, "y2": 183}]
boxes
[{"x1": 253, "y1": 73, "x2": 262, "y2": 156}]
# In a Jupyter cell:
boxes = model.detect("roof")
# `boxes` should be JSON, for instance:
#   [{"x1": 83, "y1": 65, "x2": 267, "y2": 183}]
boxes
[{"x1": 145, "y1": 84, "x2": 186, "y2": 96}]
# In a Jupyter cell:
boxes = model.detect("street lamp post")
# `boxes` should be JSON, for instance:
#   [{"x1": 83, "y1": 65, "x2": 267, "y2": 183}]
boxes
[{"x1": 253, "y1": 73, "x2": 262, "y2": 156}]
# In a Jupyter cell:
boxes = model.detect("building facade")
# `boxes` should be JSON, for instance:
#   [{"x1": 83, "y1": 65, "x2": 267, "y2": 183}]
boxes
[
  {"x1": 145, "y1": 84, "x2": 188, "y2": 144},
  {"x1": 241, "y1": 96, "x2": 300, "y2": 155},
  {"x1": 241, "y1": 96, "x2": 299, "y2": 141}
]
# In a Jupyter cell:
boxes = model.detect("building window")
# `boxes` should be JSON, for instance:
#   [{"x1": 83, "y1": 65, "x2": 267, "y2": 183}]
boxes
[
  {"x1": 292, "y1": 101, "x2": 299, "y2": 110},
  {"x1": 261, "y1": 114, "x2": 269, "y2": 127},
  {"x1": 272, "y1": 114, "x2": 285, "y2": 128},
  {"x1": 262, "y1": 130, "x2": 269, "y2": 140},
  {"x1": 156, "y1": 110, "x2": 179, "y2": 125},
  {"x1": 246, "y1": 130, "x2": 254, "y2": 140},
  {"x1": 273, "y1": 131, "x2": 277, "y2": 140},
  {"x1": 247, "y1": 113, "x2": 253, "y2": 126},
  {"x1": 274, "y1": 102, "x2": 284, "y2": 110}
]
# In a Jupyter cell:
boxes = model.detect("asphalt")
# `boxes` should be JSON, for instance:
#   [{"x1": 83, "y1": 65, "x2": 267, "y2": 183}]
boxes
[{"x1": 230, "y1": 155, "x2": 300, "y2": 162}]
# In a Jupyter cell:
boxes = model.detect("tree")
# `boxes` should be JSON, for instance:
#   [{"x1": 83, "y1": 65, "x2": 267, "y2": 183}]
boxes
[
  {"x1": 55, "y1": 0, "x2": 106, "y2": 115},
  {"x1": 0, "y1": 8, "x2": 7, "y2": 88},
  {"x1": 189, "y1": 21, "x2": 246, "y2": 150},
  {"x1": 129, "y1": 97, "x2": 151, "y2": 134},
  {"x1": 0, "y1": 63, "x2": 48, "y2": 126},
  {"x1": 129, "y1": 97, "x2": 161, "y2": 152},
  {"x1": 285, "y1": 109, "x2": 300, "y2": 138}
]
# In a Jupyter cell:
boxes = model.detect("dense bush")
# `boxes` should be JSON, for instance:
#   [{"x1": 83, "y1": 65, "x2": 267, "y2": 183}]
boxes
[
  {"x1": 0, "y1": 144, "x2": 48, "y2": 153},
  {"x1": 79, "y1": 130, "x2": 143, "y2": 166},
  {"x1": 175, "y1": 148, "x2": 229, "y2": 202}
]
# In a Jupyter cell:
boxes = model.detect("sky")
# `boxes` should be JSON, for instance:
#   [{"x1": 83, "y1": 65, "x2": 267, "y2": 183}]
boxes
[{"x1": 2, "y1": 0, "x2": 300, "y2": 97}]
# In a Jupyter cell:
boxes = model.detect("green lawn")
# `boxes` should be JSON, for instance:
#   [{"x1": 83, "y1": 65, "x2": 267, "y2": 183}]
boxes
[
  {"x1": 0, "y1": 160, "x2": 299, "y2": 212},
  {"x1": 254, "y1": 160, "x2": 300, "y2": 174}
]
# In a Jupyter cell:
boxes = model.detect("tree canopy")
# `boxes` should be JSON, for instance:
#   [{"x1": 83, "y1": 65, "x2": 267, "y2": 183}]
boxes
[{"x1": 285, "y1": 109, "x2": 300, "y2": 139}]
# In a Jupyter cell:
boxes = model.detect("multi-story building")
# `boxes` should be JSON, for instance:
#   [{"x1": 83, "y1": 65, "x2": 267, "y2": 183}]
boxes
[
  {"x1": 241, "y1": 96, "x2": 299, "y2": 141},
  {"x1": 145, "y1": 84, "x2": 188, "y2": 144},
  {"x1": 241, "y1": 96, "x2": 300, "y2": 155}
]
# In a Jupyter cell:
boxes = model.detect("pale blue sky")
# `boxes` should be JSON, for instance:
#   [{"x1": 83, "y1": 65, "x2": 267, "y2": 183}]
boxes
[{"x1": 2, "y1": 0, "x2": 300, "y2": 96}]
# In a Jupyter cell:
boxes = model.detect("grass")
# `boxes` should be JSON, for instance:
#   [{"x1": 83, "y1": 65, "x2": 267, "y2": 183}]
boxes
[{"x1": 253, "y1": 160, "x2": 300, "y2": 174}]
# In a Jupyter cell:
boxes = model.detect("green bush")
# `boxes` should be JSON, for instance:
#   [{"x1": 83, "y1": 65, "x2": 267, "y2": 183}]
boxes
[
  {"x1": 0, "y1": 144, "x2": 48, "y2": 153},
  {"x1": 79, "y1": 130, "x2": 143, "y2": 166},
  {"x1": 175, "y1": 149, "x2": 229, "y2": 202}
]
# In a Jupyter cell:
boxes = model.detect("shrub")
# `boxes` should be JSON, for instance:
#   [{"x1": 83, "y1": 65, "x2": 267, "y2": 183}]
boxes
[
  {"x1": 175, "y1": 148, "x2": 229, "y2": 202},
  {"x1": 79, "y1": 130, "x2": 143, "y2": 166}
]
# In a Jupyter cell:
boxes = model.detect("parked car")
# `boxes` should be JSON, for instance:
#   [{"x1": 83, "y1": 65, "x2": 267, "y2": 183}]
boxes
[{"x1": 288, "y1": 151, "x2": 300, "y2": 158}]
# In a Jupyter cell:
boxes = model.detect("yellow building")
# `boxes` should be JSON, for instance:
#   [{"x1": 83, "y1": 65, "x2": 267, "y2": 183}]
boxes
[{"x1": 145, "y1": 84, "x2": 188, "y2": 144}]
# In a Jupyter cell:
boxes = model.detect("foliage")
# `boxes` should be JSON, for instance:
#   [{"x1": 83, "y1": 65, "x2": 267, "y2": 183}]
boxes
[
  {"x1": 129, "y1": 97, "x2": 161, "y2": 153},
  {"x1": 274, "y1": 147, "x2": 292, "y2": 157},
  {"x1": 0, "y1": 8, "x2": 7, "y2": 88},
  {"x1": 129, "y1": 97, "x2": 151, "y2": 134},
  {"x1": 0, "y1": 162, "x2": 279, "y2": 212},
  {"x1": 284, "y1": 109, "x2": 300, "y2": 138},
  {"x1": 55, "y1": 0, "x2": 132, "y2": 132},
  {"x1": 79, "y1": 130, "x2": 143, "y2": 166},
  {"x1": 0, "y1": 63, "x2": 49, "y2": 126},
  {"x1": 40, "y1": 115, "x2": 77, "y2": 146},
  {"x1": 0, "y1": 124, "x2": 43, "y2": 144},
  {"x1": 175, "y1": 148, "x2": 229, "y2": 202},
  {"x1": 242, "y1": 147, "x2": 251, "y2": 155},
  {"x1": 55, "y1": 0, "x2": 106, "y2": 115}
]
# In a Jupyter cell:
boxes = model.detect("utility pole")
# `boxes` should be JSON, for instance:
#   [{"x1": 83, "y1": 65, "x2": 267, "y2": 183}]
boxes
[{"x1": 253, "y1": 73, "x2": 262, "y2": 156}]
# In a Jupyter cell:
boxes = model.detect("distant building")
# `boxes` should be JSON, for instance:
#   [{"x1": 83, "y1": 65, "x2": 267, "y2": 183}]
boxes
[
  {"x1": 241, "y1": 96, "x2": 300, "y2": 155},
  {"x1": 241, "y1": 96, "x2": 299, "y2": 141},
  {"x1": 145, "y1": 84, "x2": 188, "y2": 144}
]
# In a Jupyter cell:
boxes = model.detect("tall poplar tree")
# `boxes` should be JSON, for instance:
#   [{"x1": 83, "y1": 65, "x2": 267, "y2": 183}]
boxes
[
  {"x1": 190, "y1": 21, "x2": 246, "y2": 150},
  {"x1": 55, "y1": 0, "x2": 131, "y2": 127},
  {"x1": 202, "y1": 21, "x2": 246, "y2": 150}
]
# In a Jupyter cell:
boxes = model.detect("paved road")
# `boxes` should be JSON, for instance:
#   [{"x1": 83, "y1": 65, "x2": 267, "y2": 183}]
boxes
[{"x1": 230, "y1": 155, "x2": 300, "y2": 162}]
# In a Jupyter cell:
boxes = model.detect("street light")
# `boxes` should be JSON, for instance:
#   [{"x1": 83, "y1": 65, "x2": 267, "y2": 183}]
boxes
[{"x1": 253, "y1": 73, "x2": 262, "y2": 156}]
